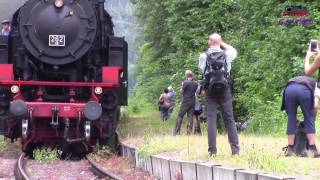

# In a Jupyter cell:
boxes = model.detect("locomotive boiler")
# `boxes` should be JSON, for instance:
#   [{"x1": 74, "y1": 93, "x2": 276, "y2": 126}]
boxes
[{"x1": 0, "y1": 0, "x2": 128, "y2": 154}]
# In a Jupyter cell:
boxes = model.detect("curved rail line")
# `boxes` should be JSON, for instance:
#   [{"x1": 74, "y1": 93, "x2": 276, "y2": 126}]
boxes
[
  {"x1": 15, "y1": 153, "x2": 123, "y2": 180},
  {"x1": 86, "y1": 154, "x2": 123, "y2": 180},
  {"x1": 16, "y1": 153, "x2": 30, "y2": 180}
]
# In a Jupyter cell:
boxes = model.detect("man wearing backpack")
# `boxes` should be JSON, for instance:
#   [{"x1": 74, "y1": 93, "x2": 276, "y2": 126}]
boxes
[{"x1": 198, "y1": 33, "x2": 240, "y2": 156}]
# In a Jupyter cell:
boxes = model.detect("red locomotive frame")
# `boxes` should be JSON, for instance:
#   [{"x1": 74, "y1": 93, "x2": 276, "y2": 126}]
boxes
[{"x1": 0, "y1": 64, "x2": 123, "y2": 151}]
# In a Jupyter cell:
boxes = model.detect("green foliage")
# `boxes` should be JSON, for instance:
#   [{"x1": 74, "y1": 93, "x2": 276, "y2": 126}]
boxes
[
  {"x1": 132, "y1": 0, "x2": 320, "y2": 134},
  {"x1": 118, "y1": 114, "x2": 176, "y2": 140},
  {"x1": 0, "y1": 136, "x2": 6, "y2": 151},
  {"x1": 246, "y1": 152, "x2": 288, "y2": 172},
  {"x1": 125, "y1": 90, "x2": 157, "y2": 115},
  {"x1": 33, "y1": 147, "x2": 62, "y2": 163}
]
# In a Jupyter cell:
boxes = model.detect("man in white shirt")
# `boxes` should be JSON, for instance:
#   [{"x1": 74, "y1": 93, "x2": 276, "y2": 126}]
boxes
[{"x1": 198, "y1": 33, "x2": 240, "y2": 156}]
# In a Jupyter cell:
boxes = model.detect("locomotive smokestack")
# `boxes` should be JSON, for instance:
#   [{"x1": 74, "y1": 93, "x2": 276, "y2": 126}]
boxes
[{"x1": 98, "y1": 0, "x2": 107, "y2": 48}]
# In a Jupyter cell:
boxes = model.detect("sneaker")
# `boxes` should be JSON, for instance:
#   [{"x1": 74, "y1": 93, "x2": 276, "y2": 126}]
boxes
[
  {"x1": 308, "y1": 145, "x2": 320, "y2": 158},
  {"x1": 284, "y1": 145, "x2": 295, "y2": 157}
]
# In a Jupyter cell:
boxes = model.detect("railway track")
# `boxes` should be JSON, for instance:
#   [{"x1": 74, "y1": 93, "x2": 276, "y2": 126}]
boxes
[
  {"x1": 15, "y1": 153, "x2": 29, "y2": 180},
  {"x1": 15, "y1": 153, "x2": 123, "y2": 180},
  {"x1": 86, "y1": 154, "x2": 124, "y2": 180}
]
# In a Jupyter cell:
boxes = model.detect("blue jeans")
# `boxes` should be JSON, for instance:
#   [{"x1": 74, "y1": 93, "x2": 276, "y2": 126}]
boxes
[{"x1": 284, "y1": 83, "x2": 315, "y2": 134}]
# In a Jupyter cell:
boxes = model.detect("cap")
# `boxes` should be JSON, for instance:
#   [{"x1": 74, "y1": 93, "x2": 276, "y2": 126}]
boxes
[
  {"x1": 168, "y1": 86, "x2": 173, "y2": 92},
  {"x1": 1, "y1": 20, "x2": 10, "y2": 24}
]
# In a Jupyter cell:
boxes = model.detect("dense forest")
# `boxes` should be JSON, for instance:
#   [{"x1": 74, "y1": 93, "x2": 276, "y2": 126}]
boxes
[{"x1": 131, "y1": 0, "x2": 320, "y2": 134}]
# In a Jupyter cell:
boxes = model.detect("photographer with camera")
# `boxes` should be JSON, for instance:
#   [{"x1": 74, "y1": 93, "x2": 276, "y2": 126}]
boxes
[
  {"x1": 282, "y1": 40, "x2": 320, "y2": 157},
  {"x1": 174, "y1": 70, "x2": 198, "y2": 135},
  {"x1": 198, "y1": 33, "x2": 239, "y2": 156}
]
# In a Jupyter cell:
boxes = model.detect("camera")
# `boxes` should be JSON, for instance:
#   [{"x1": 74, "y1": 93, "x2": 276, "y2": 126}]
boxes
[{"x1": 311, "y1": 39, "x2": 318, "y2": 53}]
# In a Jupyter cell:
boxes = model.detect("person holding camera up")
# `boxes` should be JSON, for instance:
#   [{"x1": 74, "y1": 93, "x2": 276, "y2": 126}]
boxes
[
  {"x1": 305, "y1": 40, "x2": 320, "y2": 76},
  {"x1": 174, "y1": 70, "x2": 198, "y2": 135},
  {"x1": 198, "y1": 33, "x2": 239, "y2": 156},
  {"x1": 285, "y1": 40, "x2": 320, "y2": 157}
]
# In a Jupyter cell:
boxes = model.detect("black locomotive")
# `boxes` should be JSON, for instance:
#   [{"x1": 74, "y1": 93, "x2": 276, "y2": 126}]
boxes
[{"x1": 0, "y1": 0, "x2": 128, "y2": 154}]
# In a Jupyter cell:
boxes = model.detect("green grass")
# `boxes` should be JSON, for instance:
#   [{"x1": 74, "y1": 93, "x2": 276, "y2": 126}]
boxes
[
  {"x1": 0, "y1": 136, "x2": 6, "y2": 151},
  {"x1": 119, "y1": 113, "x2": 176, "y2": 140},
  {"x1": 119, "y1": 112, "x2": 320, "y2": 179},
  {"x1": 122, "y1": 95, "x2": 158, "y2": 117}
]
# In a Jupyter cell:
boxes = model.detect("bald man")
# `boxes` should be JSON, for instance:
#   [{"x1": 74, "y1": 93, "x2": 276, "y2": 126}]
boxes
[{"x1": 198, "y1": 33, "x2": 240, "y2": 156}]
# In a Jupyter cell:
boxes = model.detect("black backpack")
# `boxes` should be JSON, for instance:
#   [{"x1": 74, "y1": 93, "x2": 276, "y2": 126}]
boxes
[
  {"x1": 204, "y1": 51, "x2": 230, "y2": 95},
  {"x1": 283, "y1": 121, "x2": 308, "y2": 157},
  {"x1": 293, "y1": 123, "x2": 308, "y2": 156}
]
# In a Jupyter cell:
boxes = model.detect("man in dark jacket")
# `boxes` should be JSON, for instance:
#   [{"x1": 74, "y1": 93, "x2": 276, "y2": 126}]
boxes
[{"x1": 174, "y1": 70, "x2": 198, "y2": 135}]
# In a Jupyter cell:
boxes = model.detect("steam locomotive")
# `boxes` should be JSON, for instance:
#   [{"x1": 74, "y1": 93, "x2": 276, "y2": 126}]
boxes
[{"x1": 0, "y1": 0, "x2": 128, "y2": 154}]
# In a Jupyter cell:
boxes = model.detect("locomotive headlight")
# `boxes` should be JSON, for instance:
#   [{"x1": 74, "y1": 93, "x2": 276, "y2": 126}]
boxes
[
  {"x1": 11, "y1": 85, "x2": 19, "y2": 94},
  {"x1": 54, "y1": 0, "x2": 64, "y2": 8},
  {"x1": 94, "y1": 87, "x2": 103, "y2": 95}
]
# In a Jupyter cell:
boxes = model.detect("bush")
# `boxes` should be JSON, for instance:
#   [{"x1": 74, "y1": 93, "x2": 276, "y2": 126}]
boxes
[
  {"x1": 244, "y1": 95, "x2": 287, "y2": 135},
  {"x1": 125, "y1": 90, "x2": 158, "y2": 115},
  {"x1": 33, "y1": 147, "x2": 62, "y2": 163}
]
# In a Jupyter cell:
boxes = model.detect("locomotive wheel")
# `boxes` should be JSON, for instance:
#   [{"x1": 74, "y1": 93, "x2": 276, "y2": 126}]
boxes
[
  {"x1": 99, "y1": 107, "x2": 121, "y2": 154},
  {"x1": 0, "y1": 88, "x2": 9, "y2": 136},
  {"x1": 0, "y1": 105, "x2": 9, "y2": 136}
]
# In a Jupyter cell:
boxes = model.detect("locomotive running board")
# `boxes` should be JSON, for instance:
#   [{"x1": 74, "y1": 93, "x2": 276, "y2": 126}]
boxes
[
  {"x1": 0, "y1": 64, "x2": 122, "y2": 88},
  {"x1": 0, "y1": 80, "x2": 120, "y2": 88}
]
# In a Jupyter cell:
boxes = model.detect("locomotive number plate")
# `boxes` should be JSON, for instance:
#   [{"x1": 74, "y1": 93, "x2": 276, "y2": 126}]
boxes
[{"x1": 49, "y1": 35, "x2": 65, "y2": 47}]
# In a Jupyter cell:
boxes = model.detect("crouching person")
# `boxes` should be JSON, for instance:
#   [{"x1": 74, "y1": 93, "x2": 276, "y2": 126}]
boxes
[{"x1": 281, "y1": 76, "x2": 320, "y2": 157}]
